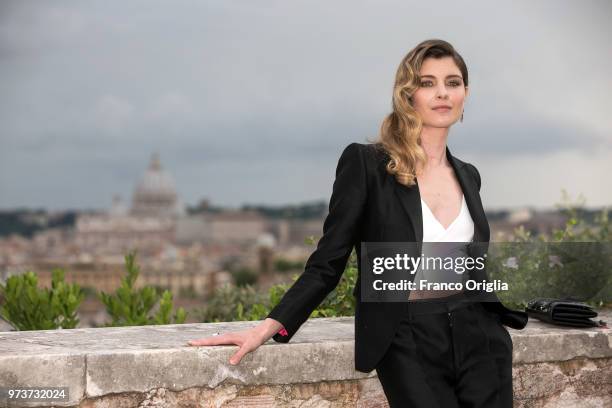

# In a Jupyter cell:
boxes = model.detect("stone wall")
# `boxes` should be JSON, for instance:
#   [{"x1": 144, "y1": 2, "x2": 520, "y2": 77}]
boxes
[{"x1": 0, "y1": 311, "x2": 610, "y2": 407}]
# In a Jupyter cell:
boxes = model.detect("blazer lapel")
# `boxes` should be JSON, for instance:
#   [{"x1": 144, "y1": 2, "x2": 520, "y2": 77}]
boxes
[
  {"x1": 447, "y1": 146, "x2": 489, "y2": 242},
  {"x1": 393, "y1": 172, "x2": 423, "y2": 243},
  {"x1": 392, "y1": 145, "x2": 489, "y2": 243}
]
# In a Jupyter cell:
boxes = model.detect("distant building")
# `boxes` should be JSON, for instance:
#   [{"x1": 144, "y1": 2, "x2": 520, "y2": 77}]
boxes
[
  {"x1": 131, "y1": 153, "x2": 184, "y2": 218},
  {"x1": 109, "y1": 194, "x2": 128, "y2": 217},
  {"x1": 73, "y1": 153, "x2": 183, "y2": 256},
  {"x1": 507, "y1": 208, "x2": 532, "y2": 223},
  {"x1": 176, "y1": 210, "x2": 268, "y2": 245},
  {"x1": 489, "y1": 207, "x2": 567, "y2": 241},
  {"x1": 75, "y1": 213, "x2": 175, "y2": 256}
]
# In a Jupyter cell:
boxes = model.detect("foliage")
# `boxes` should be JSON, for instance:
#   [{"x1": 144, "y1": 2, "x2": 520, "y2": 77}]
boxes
[
  {"x1": 80, "y1": 286, "x2": 98, "y2": 299},
  {"x1": 273, "y1": 257, "x2": 305, "y2": 273},
  {"x1": 178, "y1": 285, "x2": 198, "y2": 299},
  {"x1": 0, "y1": 268, "x2": 84, "y2": 330},
  {"x1": 264, "y1": 248, "x2": 357, "y2": 319},
  {"x1": 230, "y1": 266, "x2": 258, "y2": 287},
  {"x1": 196, "y1": 248, "x2": 358, "y2": 323},
  {"x1": 0, "y1": 210, "x2": 77, "y2": 238},
  {"x1": 308, "y1": 251, "x2": 357, "y2": 318},
  {"x1": 194, "y1": 283, "x2": 268, "y2": 322},
  {"x1": 98, "y1": 251, "x2": 186, "y2": 326},
  {"x1": 487, "y1": 191, "x2": 611, "y2": 309}
]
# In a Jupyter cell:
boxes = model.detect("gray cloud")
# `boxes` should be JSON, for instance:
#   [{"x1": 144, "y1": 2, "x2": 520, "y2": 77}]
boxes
[{"x1": 1, "y1": 0, "x2": 610, "y2": 210}]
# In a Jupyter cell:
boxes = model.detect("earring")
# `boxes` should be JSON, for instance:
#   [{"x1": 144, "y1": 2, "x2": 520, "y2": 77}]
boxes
[{"x1": 460, "y1": 110, "x2": 464, "y2": 122}]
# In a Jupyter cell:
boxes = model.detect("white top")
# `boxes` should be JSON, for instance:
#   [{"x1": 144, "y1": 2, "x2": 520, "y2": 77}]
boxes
[
  {"x1": 421, "y1": 194, "x2": 474, "y2": 242},
  {"x1": 408, "y1": 194, "x2": 475, "y2": 300}
]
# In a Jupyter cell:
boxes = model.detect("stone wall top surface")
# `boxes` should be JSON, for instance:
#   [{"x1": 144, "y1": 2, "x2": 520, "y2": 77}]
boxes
[{"x1": 0, "y1": 310, "x2": 610, "y2": 407}]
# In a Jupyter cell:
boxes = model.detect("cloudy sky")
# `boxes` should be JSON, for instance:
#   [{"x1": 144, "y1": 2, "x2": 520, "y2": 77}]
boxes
[{"x1": 1, "y1": 0, "x2": 610, "y2": 212}]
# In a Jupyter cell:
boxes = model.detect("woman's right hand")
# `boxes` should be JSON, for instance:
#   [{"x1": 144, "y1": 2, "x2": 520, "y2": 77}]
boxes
[{"x1": 186, "y1": 318, "x2": 285, "y2": 365}]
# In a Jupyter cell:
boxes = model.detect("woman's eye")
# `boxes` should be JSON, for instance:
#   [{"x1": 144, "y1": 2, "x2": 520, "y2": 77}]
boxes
[{"x1": 420, "y1": 80, "x2": 462, "y2": 87}]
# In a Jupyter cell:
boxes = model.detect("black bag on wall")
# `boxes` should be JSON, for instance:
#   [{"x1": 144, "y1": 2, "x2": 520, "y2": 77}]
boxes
[{"x1": 526, "y1": 298, "x2": 607, "y2": 328}]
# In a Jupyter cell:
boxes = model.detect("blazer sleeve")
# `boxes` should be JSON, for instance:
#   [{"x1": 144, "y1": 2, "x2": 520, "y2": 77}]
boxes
[{"x1": 265, "y1": 142, "x2": 368, "y2": 343}]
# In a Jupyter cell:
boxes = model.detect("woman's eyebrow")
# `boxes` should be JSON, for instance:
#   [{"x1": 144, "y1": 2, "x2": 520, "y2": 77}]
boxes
[{"x1": 420, "y1": 74, "x2": 463, "y2": 79}]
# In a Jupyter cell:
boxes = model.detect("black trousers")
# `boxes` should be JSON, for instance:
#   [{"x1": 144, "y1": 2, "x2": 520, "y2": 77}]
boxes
[{"x1": 375, "y1": 293, "x2": 514, "y2": 408}]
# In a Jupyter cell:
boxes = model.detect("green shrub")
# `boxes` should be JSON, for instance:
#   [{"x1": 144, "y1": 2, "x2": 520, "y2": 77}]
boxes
[
  {"x1": 231, "y1": 266, "x2": 258, "y2": 287},
  {"x1": 81, "y1": 286, "x2": 98, "y2": 299},
  {"x1": 179, "y1": 285, "x2": 198, "y2": 299},
  {"x1": 195, "y1": 283, "x2": 268, "y2": 322},
  {"x1": 307, "y1": 253, "x2": 357, "y2": 318},
  {"x1": 0, "y1": 268, "x2": 84, "y2": 330},
  {"x1": 196, "y1": 248, "x2": 358, "y2": 323},
  {"x1": 273, "y1": 257, "x2": 305, "y2": 273},
  {"x1": 98, "y1": 251, "x2": 186, "y2": 326},
  {"x1": 488, "y1": 193, "x2": 611, "y2": 309}
]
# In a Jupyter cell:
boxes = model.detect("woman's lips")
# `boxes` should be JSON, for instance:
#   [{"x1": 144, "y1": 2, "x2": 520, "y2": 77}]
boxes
[{"x1": 433, "y1": 107, "x2": 451, "y2": 112}]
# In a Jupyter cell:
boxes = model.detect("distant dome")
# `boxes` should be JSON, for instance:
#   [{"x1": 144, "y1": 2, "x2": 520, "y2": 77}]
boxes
[{"x1": 131, "y1": 153, "x2": 181, "y2": 217}]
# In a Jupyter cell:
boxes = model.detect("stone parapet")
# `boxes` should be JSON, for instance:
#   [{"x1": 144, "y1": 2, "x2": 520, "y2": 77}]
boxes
[{"x1": 0, "y1": 310, "x2": 610, "y2": 407}]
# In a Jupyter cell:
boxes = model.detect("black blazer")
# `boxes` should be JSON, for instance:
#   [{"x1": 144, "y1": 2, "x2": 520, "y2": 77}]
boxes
[{"x1": 266, "y1": 142, "x2": 528, "y2": 373}]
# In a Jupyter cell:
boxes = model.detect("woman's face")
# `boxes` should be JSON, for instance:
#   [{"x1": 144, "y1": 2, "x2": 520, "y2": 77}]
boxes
[{"x1": 411, "y1": 56, "x2": 468, "y2": 128}]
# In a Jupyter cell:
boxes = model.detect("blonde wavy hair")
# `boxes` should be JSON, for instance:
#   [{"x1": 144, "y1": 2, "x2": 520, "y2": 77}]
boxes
[{"x1": 369, "y1": 39, "x2": 469, "y2": 187}]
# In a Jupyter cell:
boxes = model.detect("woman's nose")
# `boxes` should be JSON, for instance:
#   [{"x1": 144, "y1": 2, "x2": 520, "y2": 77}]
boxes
[{"x1": 436, "y1": 86, "x2": 450, "y2": 98}]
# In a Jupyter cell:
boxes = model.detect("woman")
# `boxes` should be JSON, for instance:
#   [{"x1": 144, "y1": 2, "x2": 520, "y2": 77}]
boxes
[{"x1": 187, "y1": 39, "x2": 528, "y2": 407}]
